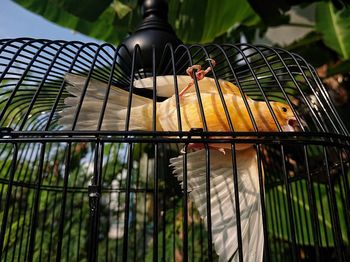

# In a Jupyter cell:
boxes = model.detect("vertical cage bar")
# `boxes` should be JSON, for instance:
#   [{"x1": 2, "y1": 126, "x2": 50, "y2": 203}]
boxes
[
  {"x1": 204, "y1": 147, "x2": 213, "y2": 261},
  {"x1": 142, "y1": 152, "x2": 150, "y2": 262},
  {"x1": 280, "y1": 145, "x2": 298, "y2": 262},
  {"x1": 316, "y1": 182, "x2": 330, "y2": 248},
  {"x1": 17, "y1": 144, "x2": 38, "y2": 261},
  {"x1": 231, "y1": 144, "x2": 243, "y2": 262},
  {"x1": 0, "y1": 143, "x2": 17, "y2": 259},
  {"x1": 191, "y1": 202, "x2": 195, "y2": 262},
  {"x1": 256, "y1": 144, "x2": 271, "y2": 262},
  {"x1": 56, "y1": 143, "x2": 71, "y2": 261},
  {"x1": 122, "y1": 143, "x2": 133, "y2": 261},
  {"x1": 172, "y1": 190, "x2": 176, "y2": 262},
  {"x1": 303, "y1": 145, "x2": 321, "y2": 261},
  {"x1": 88, "y1": 142, "x2": 104, "y2": 262},
  {"x1": 153, "y1": 143, "x2": 159, "y2": 262},
  {"x1": 182, "y1": 146, "x2": 188, "y2": 262},
  {"x1": 323, "y1": 146, "x2": 345, "y2": 262},
  {"x1": 27, "y1": 142, "x2": 46, "y2": 262},
  {"x1": 161, "y1": 165, "x2": 166, "y2": 262}
]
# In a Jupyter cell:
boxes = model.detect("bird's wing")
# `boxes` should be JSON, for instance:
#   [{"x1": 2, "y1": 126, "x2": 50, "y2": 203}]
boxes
[
  {"x1": 134, "y1": 75, "x2": 243, "y2": 97},
  {"x1": 59, "y1": 73, "x2": 152, "y2": 130},
  {"x1": 170, "y1": 147, "x2": 264, "y2": 262},
  {"x1": 133, "y1": 75, "x2": 191, "y2": 97}
]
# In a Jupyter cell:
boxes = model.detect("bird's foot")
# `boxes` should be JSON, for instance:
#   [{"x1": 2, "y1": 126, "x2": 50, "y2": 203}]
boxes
[{"x1": 179, "y1": 58, "x2": 216, "y2": 97}]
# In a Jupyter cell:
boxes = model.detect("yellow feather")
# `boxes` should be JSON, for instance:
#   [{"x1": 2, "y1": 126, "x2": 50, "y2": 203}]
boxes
[{"x1": 157, "y1": 92, "x2": 294, "y2": 132}]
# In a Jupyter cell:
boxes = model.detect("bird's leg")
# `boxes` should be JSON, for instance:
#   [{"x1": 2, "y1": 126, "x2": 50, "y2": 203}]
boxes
[
  {"x1": 178, "y1": 65, "x2": 201, "y2": 97},
  {"x1": 179, "y1": 59, "x2": 217, "y2": 97}
]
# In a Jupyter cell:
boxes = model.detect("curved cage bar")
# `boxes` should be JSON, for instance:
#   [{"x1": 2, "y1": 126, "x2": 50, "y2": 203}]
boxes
[{"x1": 0, "y1": 38, "x2": 349, "y2": 261}]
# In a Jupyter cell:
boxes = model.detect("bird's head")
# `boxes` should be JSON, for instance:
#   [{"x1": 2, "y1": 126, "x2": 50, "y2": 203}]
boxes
[{"x1": 271, "y1": 101, "x2": 305, "y2": 132}]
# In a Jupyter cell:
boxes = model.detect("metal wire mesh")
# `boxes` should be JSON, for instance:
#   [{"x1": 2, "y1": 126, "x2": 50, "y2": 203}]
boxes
[{"x1": 0, "y1": 38, "x2": 349, "y2": 261}]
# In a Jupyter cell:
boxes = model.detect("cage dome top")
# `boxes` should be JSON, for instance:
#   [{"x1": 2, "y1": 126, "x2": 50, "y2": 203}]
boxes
[{"x1": 0, "y1": 38, "x2": 349, "y2": 144}]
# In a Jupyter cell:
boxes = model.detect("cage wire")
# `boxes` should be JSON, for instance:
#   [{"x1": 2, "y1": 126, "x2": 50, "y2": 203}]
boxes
[{"x1": 0, "y1": 38, "x2": 349, "y2": 262}]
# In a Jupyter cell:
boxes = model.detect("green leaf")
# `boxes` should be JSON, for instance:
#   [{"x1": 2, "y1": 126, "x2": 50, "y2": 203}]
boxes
[
  {"x1": 169, "y1": 0, "x2": 260, "y2": 43},
  {"x1": 316, "y1": 2, "x2": 350, "y2": 59},
  {"x1": 13, "y1": 0, "x2": 142, "y2": 44},
  {"x1": 14, "y1": 0, "x2": 260, "y2": 44},
  {"x1": 111, "y1": 0, "x2": 133, "y2": 19},
  {"x1": 60, "y1": 0, "x2": 113, "y2": 21}
]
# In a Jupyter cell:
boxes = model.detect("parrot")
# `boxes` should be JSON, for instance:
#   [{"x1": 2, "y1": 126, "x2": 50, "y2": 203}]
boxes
[{"x1": 59, "y1": 63, "x2": 301, "y2": 261}]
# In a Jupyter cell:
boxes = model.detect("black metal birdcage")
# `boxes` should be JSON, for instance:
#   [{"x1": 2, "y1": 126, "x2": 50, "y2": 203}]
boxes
[{"x1": 0, "y1": 1, "x2": 350, "y2": 262}]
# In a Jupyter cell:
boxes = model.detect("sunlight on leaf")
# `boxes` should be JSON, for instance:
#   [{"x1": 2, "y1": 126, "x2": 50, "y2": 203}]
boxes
[
  {"x1": 169, "y1": 0, "x2": 260, "y2": 43},
  {"x1": 112, "y1": 0, "x2": 133, "y2": 19},
  {"x1": 316, "y1": 2, "x2": 350, "y2": 59}
]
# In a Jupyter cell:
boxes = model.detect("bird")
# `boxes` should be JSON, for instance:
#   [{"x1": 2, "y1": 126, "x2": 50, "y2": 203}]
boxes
[
  {"x1": 59, "y1": 63, "x2": 301, "y2": 261},
  {"x1": 59, "y1": 74, "x2": 297, "y2": 134}
]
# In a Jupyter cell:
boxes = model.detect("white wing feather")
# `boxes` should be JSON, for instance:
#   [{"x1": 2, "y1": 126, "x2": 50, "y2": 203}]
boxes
[
  {"x1": 59, "y1": 73, "x2": 153, "y2": 130},
  {"x1": 133, "y1": 75, "x2": 191, "y2": 97},
  {"x1": 60, "y1": 74, "x2": 241, "y2": 130},
  {"x1": 170, "y1": 148, "x2": 264, "y2": 262}
]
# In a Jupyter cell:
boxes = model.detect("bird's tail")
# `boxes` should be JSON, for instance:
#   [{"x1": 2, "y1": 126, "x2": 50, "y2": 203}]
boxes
[
  {"x1": 59, "y1": 73, "x2": 153, "y2": 130},
  {"x1": 170, "y1": 148, "x2": 264, "y2": 262}
]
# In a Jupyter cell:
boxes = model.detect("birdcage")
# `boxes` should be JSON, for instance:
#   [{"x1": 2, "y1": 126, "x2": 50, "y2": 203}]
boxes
[{"x1": 1, "y1": 2, "x2": 350, "y2": 262}]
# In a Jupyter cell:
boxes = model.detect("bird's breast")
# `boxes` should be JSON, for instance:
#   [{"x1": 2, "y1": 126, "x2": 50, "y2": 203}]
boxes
[{"x1": 157, "y1": 93, "x2": 256, "y2": 132}]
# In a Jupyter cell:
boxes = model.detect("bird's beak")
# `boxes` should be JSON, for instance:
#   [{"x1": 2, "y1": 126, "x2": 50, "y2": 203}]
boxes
[{"x1": 284, "y1": 117, "x2": 306, "y2": 132}]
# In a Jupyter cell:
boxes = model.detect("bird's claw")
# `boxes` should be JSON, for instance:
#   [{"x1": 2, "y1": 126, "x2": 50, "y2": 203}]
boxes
[
  {"x1": 186, "y1": 65, "x2": 201, "y2": 77},
  {"x1": 217, "y1": 148, "x2": 226, "y2": 155},
  {"x1": 179, "y1": 58, "x2": 217, "y2": 97}
]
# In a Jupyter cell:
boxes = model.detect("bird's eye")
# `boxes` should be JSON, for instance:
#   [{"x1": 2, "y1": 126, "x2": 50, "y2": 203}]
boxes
[{"x1": 281, "y1": 107, "x2": 288, "y2": 112}]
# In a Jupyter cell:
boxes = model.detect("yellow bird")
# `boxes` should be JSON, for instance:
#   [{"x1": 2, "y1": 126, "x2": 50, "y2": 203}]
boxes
[
  {"x1": 60, "y1": 73, "x2": 297, "y2": 134},
  {"x1": 59, "y1": 68, "x2": 301, "y2": 262}
]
